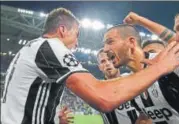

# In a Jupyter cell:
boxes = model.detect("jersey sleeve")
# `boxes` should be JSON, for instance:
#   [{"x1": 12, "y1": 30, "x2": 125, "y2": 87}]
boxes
[{"x1": 35, "y1": 39, "x2": 88, "y2": 83}]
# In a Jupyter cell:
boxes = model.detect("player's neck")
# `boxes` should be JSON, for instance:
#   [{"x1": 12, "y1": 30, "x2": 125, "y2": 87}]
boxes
[
  {"x1": 127, "y1": 49, "x2": 145, "y2": 72},
  {"x1": 43, "y1": 33, "x2": 65, "y2": 44},
  {"x1": 105, "y1": 72, "x2": 120, "y2": 79}
]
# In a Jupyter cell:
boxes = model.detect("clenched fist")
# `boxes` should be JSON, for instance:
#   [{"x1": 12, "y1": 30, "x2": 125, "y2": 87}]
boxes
[{"x1": 123, "y1": 12, "x2": 141, "y2": 25}]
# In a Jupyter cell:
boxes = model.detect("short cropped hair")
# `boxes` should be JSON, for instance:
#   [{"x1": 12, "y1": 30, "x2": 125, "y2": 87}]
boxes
[
  {"x1": 96, "y1": 49, "x2": 104, "y2": 63},
  {"x1": 141, "y1": 40, "x2": 166, "y2": 49},
  {"x1": 106, "y1": 24, "x2": 142, "y2": 46},
  {"x1": 43, "y1": 7, "x2": 79, "y2": 34}
]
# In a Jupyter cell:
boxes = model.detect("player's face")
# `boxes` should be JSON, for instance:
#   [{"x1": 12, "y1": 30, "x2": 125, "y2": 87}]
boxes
[
  {"x1": 65, "y1": 23, "x2": 79, "y2": 49},
  {"x1": 143, "y1": 43, "x2": 165, "y2": 53},
  {"x1": 103, "y1": 29, "x2": 131, "y2": 68},
  {"x1": 174, "y1": 16, "x2": 179, "y2": 42},
  {"x1": 98, "y1": 52, "x2": 119, "y2": 78}
]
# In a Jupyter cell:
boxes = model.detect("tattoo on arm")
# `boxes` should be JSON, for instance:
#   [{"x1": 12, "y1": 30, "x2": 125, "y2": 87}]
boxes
[
  {"x1": 159, "y1": 28, "x2": 175, "y2": 42},
  {"x1": 164, "y1": 31, "x2": 175, "y2": 41},
  {"x1": 159, "y1": 29, "x2": 168, "y2": 39}
]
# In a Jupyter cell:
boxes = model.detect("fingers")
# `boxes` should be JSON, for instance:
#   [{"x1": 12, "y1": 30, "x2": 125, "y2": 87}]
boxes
[
  {"x1": 64, "y1": 109, "x2": 73, "y2": 115},
  {"x1": 67, "y1": 119, "x2": 74, "y2": 124},
  {"x1": 140, "y1": 59, "x2": 154, "y2": 66},
  {"x1": 123, "y1": 16, "x2": 133, "y2": 24},
  {"x1": 170, "y1": 42, "x2": 179, "y2": 54},
  {"x1": 61, "y1": 106, "x2": 68, "y2": 113},
  {"x1": 67, "y1": 116, "x2": 74, "y2": 120},
  {"x1": 164, "y1": 41, "x2": 177, "y2": 53},
  {"x1": 59, "y1": 106, "x2": 71, "y2": 116}
]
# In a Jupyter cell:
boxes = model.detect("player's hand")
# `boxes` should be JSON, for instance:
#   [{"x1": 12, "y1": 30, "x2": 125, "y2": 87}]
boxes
[
  {"x1": 58, "y1": 106, "x2": 74, "y2": 124},
  {"x1": 141, "y1": 41, "x2": 179, "y2": 75},
  {"x1": 135, "y1": 113, "x2": 152, "y2": 124},
  {"x1": 123, "y1": 12, "x2": 141, "y2": 25}
]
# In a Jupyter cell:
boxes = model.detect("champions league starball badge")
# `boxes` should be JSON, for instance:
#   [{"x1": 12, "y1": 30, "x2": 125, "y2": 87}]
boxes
[{"x1": 63, "y1": 54, "x2": 79, "y2": 67}]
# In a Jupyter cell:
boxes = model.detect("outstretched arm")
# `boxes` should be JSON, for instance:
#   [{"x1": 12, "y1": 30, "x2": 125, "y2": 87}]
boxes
[
  {"x1": 123, "y1": 12, "x2": 176, "y2": 43},
  {"x1": 66, "y1": 42, "x2": 179, "y2": 112}
]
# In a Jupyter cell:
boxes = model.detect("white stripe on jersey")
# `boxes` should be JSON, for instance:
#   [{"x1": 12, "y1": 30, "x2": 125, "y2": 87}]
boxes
[
  {"x1": 41, "y1": 83, "x2": 52, "y2": 124},
  {"x1": 32, "y1": 82, "x2": 44, "y2": 124},
  {"x1": 1, "y1": 37, "x2": 88, "y2": 124},
  {"x1": 37, "y1": 83, "x2": 48, "y2": 124}
]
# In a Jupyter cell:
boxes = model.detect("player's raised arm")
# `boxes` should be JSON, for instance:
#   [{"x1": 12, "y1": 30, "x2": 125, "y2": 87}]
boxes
[{"x1": 123, "y1": 12, "x2": 176, "y2": 43}]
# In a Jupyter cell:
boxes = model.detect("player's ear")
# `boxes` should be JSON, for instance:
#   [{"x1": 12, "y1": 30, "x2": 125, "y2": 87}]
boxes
[{"x1": 57, "y1": 25, "x2": 67, "y2": 38}]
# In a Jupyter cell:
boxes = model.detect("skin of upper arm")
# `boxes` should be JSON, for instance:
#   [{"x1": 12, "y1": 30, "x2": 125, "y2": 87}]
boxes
[{"x1": 65, "y1": 73, "x2": 105, "y2": 110}]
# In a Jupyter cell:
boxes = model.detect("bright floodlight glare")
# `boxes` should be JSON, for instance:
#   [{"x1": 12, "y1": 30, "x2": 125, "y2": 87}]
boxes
[
  {"x1": 106, "y1": 24, "x2": 113, "y2": 29},
  {"x1": 139, "y1": 32, "x2": 146, "y2": 37},
  {"x1": 80, "y1": 48, "x2": 85, "y2": 52},
  {"x1": 3, "y1": 53, "x2": 7, "y2": 56},
  {"x1": 17, "y1": 8, "x2": 34, "y2": 15},
  {"x1": 8, "y1": 51, "x2": 12, "y2": 55},
  {"x1": 92, "y1": 20, "x2": 105, "y2": 30},
  {"x1": 40, "y1": 12, "x2": 46, "y2": 17},
  {"x1": 151, "y1": 34, "x2": 159, "y2": 40},
  {"x1": 7, "y1": 38, "x2": 10, "y2": 41},
  {"x1": 83, "y1": 49, "x2": 91, "y2": 54},
  {"x1": 81, "y1": 19, "x2": 92, "y2": 28},
  {"x1": 23, "y1": 40, "x2": 27, "y2": 45},
  {"x1": 93, "y1": 50, "x2": 98, "y2": 56},
  {"x1": 86, "y1": 49, "x2": 91, "y2": 54},
  {"x1": 19, "y1": 39, "x2": 23, "y2": 44},
  {"x1": 71, "y1": 48, "x2": 76, "y2": 53}
]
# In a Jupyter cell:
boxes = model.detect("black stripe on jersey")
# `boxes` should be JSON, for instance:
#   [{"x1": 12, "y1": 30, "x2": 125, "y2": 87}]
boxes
[
  {"x1": 138, "y1": 52, "x2": 154, "y2": 108},
  {"x1": 140, "y1": 91, "x2": 154, "y2": 108},
  {"x1": 127, "y1": 109, "x2": 138, "y2": 124},
  {"x1": 158, "y1": 72, "x2": 179, "y2": 113},
  {"x1": 39, "y1": 83, "x2": 49, "y2": 124},
  {"x1": 35, "y1": 83, "x2": 46, "y2": 124},
  {"x1": 105, "y1": 111, "x2": 119, "y2": 124},
  {"x1": 155, "y1": 121, "x2": 168, "y2": 124},
  {"x1": 35, "y1": 40, "x2": 70, "y2": 80},
  {"x1": 21, "y1": 77, "x2": 43, "y2": 124},
  {"x1": 44, "y1": 83, "x2": 64, "y2": 124}
]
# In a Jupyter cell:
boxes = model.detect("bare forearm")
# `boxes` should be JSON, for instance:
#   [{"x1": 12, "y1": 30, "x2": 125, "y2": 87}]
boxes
[
  {"x1": 67, "y1": 64, "x2": 165, "y2": 112},
  {"x1": 138, "y1": 16, "x2": 175, "y2": 43},
  {"x1": 97, "y1": 63, "x2": 164, "y2": 110}
]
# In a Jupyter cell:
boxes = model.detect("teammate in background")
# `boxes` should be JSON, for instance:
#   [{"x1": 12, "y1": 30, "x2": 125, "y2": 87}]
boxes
[
  {"x1": 97, "y1": 49, "x2": 139, "y2": 124},
  {"x1": 142, "y1": 40, "x2": 166, "y2": 53},
  {"x1": 1, "y1": 7, "x2": 179, "y2": 124},
  {"x1": 103, "y1": 24, "x2": 179, "y2": 124},
  {"x1": 58, "y1": 49, "x2": 137, "y2": 124}
]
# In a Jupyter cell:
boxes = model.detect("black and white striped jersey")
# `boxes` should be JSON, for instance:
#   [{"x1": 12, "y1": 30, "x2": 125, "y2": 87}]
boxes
[
  {"x1": 133, "y1": 53, "x2": 179, "y2": 124},
  {"x1": 1, "y1": 37, "x2": 88, "y2": 124},
  {"x1": 101, "y1": 73, "x2": 139, "y2": 124}
]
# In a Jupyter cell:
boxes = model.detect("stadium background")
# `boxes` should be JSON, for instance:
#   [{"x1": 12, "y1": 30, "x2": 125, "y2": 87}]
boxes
[{"x1": 1, "y1": 2, "x2": 179, "y2": 124}]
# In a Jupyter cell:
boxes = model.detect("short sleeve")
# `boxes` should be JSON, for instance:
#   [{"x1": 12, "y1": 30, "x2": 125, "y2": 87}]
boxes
[{"x1": 35, "y1": 39, "x2": 88, "y2": 83}]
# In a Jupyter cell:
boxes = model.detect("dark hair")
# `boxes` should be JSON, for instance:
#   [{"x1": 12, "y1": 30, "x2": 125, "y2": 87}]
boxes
[
  {"x1": 43, "y1": 7, "x2": 79, "y2": 34},
  {"x1": 141, "y1": 40, "x2": 166, "y2": 49},
  {"x1": 106, "y1": 24, "x2": 142, "y2": 46}
]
